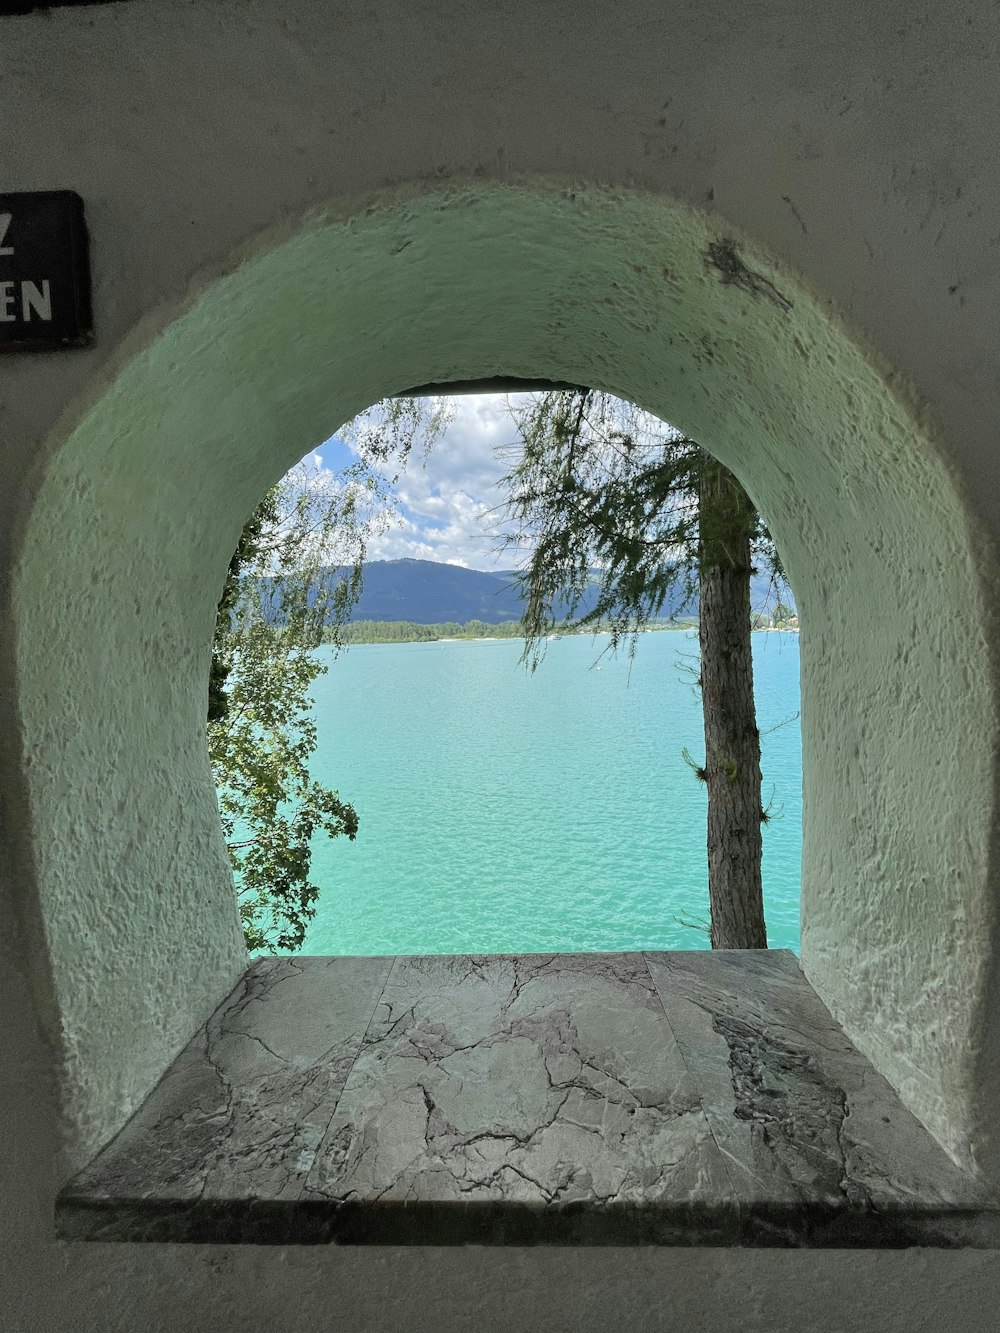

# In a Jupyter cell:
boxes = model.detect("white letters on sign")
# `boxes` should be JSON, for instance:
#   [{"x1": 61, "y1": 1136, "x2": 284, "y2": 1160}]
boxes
[
  {"x1": 22, "y1": 280, "x2": 51, "y2": 321},
  {"x1": 0, "y1": 219, "x2": 54, "y2": 322},
  {"x1": 0, "y1": 279, "x2": 53, "y2": 322}
]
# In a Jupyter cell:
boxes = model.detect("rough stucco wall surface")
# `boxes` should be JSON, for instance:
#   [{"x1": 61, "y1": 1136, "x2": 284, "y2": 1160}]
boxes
[
  {"x1": 1, "y1": 2, "x2": 1000, "y2": 1330},
  {"x1": 23, "y1": 1244, "x2": 1000, "y2": 1333}
]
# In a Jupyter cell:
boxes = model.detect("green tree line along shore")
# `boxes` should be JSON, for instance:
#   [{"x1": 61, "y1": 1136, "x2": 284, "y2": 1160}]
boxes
[
  {"x1": 324, "y1": 617, "x2": 699, "y2": 645},
  {"x1": 327, "y1": 609, "x2": 796, "y2": 646}
]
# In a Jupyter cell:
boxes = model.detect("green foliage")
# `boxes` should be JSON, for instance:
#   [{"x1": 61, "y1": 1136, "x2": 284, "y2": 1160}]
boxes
[
  {"x1": 498, "y1": 388, "x2": 786, "y2": 664},
  {"x1": 209, "y1": 453, "x2": 390, "y2": 951},
  {"x1": 323, "y1": 617, "x2": 696, "y2": 646},
  {"x1": 208, "y1": 490, "x2": 279, "y2": 723},
  {"x1": 209, "y1": 477, "x2": 354, "y2": 950},
  {"x1": 209, "y1": 615, "x2": 357, "y2": 952},
  {"x1": 208, "y1": 401, "x2": 454, "y2": 952},
  {"x1": 324, "y1": 618, "x2": 528, "y2": 644}
]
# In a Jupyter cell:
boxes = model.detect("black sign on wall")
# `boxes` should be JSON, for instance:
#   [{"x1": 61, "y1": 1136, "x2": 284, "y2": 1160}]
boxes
[{"x1": 0, "y1": 190, "x2": 93, "y2": 351}]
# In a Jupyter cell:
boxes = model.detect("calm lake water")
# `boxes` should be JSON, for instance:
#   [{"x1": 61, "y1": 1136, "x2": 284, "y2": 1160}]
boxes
[{"x1": 296, "y1": 629, "x2": 802, "y2": 956}]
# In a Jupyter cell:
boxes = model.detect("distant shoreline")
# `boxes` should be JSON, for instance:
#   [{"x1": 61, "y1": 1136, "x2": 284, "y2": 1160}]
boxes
[{"x1": 326, "y1": 619, "x2": 797, "y2": 648}]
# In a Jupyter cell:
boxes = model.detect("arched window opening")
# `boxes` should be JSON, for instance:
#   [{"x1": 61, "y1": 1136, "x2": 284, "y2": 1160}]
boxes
[
  {"x1": 12, "y1": 181, "x2": 998, "y2": 1218},
  {"x1": 212, "y1": 388, "x2": 803, "y2": 961}
]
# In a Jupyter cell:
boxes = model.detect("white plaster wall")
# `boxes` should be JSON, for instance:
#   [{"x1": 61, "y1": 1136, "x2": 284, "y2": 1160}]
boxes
[{"x1": 2, "y1": 2, "x2": 1000, "y2": 1329}]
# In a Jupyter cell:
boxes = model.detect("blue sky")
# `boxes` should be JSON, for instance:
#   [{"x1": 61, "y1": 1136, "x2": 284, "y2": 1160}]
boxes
[{"x1": 310, "y1": 393, "x2": 532, "y2": 571}]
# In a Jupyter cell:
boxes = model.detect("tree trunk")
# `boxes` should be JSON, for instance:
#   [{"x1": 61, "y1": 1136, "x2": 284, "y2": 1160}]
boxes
[{"x1": 698, "y1": 453, "x2": 767, "y2": 948}]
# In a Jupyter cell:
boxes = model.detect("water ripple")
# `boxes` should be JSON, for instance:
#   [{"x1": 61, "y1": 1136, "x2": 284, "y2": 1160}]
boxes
[{"x1": 292, "y1": 631, "x2": 802, "y2": 956}]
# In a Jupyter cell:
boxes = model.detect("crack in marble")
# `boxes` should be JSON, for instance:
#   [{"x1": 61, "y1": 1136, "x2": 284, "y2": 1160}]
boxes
[
  {"x1": 56, "y1": 952, "x2": 1000, "y2": 1247},
  {"x1": 301, "y1": 954, "x2": 737, "y2": 1233}
]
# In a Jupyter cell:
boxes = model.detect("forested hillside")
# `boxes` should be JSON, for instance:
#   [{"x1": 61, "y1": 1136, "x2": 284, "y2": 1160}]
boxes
[
  {"x1": 259, "y1": 558, "x2": 794, "y2": 628},
  {"x1": 305, "y1": 559, "x2": 792, "y2": 626}
]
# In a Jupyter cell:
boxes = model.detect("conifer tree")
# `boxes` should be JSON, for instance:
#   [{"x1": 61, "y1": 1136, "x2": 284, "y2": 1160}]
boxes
[{"x1": 499, "y1": 388, "x2": 784, "y2": 947}]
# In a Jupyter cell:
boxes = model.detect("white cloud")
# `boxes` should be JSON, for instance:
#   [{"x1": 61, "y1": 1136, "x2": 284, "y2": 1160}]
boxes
[{"x1": 319, "y1": 393, "x2": 537, "y2": 570}]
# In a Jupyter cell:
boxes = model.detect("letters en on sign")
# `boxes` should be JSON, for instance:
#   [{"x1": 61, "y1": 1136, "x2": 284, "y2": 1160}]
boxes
[{"x1": 0, "y1": 191, "x2": 93, "y2": 351}]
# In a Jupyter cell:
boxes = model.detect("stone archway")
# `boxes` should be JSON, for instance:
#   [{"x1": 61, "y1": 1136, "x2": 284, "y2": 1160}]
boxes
[{"x1": 12, "y1": 180, "x2": 998, "y2": 1179}]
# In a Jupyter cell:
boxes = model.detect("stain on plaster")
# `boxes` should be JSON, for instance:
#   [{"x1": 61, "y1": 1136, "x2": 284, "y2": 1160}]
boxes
[{"x1": 704, "y1": 236, "x2": 794, "y2": 312}]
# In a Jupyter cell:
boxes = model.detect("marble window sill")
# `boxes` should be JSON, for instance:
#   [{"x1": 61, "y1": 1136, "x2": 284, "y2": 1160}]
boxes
[{"x1": 56, "y1": 950, "x2": 1000, "y2": 1247}]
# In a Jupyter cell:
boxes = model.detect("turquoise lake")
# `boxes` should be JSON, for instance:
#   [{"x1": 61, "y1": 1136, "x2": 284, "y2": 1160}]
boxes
[{"x1": 296, "y1": 629, "x2": 803, "y2": 956}]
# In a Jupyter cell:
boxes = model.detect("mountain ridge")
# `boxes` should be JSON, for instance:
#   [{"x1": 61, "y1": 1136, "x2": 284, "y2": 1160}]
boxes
[{"x1": 313, "y1": 558, "x2": 792, "y2": 625}]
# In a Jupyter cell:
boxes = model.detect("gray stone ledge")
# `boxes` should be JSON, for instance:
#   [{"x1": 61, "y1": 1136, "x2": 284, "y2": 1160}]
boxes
[{"x1": 55, "y1": 951, "x2": 1000, "y2": 1247}]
